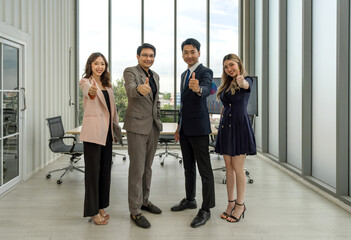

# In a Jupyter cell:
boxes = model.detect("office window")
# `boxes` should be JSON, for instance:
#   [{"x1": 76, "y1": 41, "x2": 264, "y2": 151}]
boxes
[
  {"x1": 268, "y1": 0, "x2": 279, "y2": 157},
  {"x1": 79, "y1": 0, "x2": 108, "y2": 74},
  {"x1": 177, "y1": 0, "x2": 207, "y2": 109},
  {"x1": 312, "y1": 0, "x2": 337, "y2": 188},
  {"x1": 254, "y1": 0, "x2": 262, "y2": 149},
  {"x1": 144, "y1": 0, "x2": 174, "y2": 109},
  {"x1": 111, "y1": 0, "x2": 141, "y2": 121},
  {"x1": 111, "y1": 0, "x2": 141, "y2": 82},
  {"x1": 78, "y1": 0, "x2": 240, "y2": 119},
  {"x1": 350, "y1": 0, "x2": 351, "y2": 196},
  {"x1": 210, "y1": 0, "x2": 238, "y2": 78},
  {"x1": 287, "y1": 0, "x2": 302, "y2": 169},
  {"x1": 78, "y1": 0, "x2": 109, "y2": 124}
]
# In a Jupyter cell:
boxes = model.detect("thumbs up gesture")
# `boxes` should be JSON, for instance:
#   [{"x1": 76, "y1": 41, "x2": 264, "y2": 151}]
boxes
[
  {"x1": 188, "y1": 72, "x2": 201, "y2": 93},
  {"x1": 236, "y1": 68, "x2": 246, "y2": 88},
  {"x1": 137, "y1": 77, "x2": 152, "y2": 96},
  {"x1": 88, "y1": 80, "x2": 97, "y2": 99}
]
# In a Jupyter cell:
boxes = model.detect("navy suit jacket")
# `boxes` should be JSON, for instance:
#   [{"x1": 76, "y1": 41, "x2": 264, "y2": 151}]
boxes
[{"x1": 179, "y1": 64, "x2": 213, "y2": 136}]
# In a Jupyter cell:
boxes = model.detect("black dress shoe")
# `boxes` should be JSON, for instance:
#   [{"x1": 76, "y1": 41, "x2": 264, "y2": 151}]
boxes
[
  {"x1": 171, "y1": 198, "x2": 197, "y2": 211},
  {"x1": 191, "y1": 209, "x2": 211, "y2": 228},
  {"x1": 141, "y1": 202, "x2": 162, "y2": 214},
  {"x1": 130, "y1": 213, "x2": 151, "y2": 229}
]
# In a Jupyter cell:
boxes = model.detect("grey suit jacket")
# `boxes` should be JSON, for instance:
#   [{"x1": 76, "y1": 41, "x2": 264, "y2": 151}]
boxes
[{"x1": 123, "y1": 64, "x2": 163, "y2": 135}]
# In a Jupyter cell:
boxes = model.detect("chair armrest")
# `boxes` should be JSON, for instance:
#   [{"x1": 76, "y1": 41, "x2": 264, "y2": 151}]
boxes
[{"x1": 49, "y1": 135, "x2": 77, "y2": 142}]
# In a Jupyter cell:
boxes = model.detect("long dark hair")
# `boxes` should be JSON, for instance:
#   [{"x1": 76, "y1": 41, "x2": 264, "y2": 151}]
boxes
[{"x1": 83, "y1": 52, "x2": 111, "y2": 88}]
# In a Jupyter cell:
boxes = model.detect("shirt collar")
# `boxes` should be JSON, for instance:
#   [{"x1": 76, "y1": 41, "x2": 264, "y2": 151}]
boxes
[
  {"x1": 140, "y1": 65, "x2": 153, "y2": 77},
  {"x1": 188, "y1": 62, "x2": 201, "y2": 74}
]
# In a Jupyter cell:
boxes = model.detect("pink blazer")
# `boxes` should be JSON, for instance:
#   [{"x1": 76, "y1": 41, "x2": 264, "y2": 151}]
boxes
[{"x1": 79, "y1": 77, "x2": 119, "y2": 146}]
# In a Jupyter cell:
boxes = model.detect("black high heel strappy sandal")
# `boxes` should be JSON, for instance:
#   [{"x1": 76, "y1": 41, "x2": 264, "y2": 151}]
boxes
[
  {"x1": 227, "y1": 202, "x2": 246, "y2": 223},
  {"x1": 220, "y1": 199, "x2": 236, "y2": 220}
]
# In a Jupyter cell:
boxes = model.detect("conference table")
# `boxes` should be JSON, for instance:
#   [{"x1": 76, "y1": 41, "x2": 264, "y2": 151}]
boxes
[
  {"x1": 66, "y1": 122, "x2": 218, "y2": 135},
  {"x1": 67, "y1": 122, "x2": 219, "y2": 165}
]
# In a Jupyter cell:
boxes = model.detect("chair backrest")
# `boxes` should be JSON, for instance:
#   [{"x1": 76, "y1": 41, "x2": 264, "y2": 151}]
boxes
[
  {"x1": 46, "y1": 116, "x2": 66, "y2": 151},
  {"x1": 160, "y1": 109, "x2": 179, "y2": 123}
]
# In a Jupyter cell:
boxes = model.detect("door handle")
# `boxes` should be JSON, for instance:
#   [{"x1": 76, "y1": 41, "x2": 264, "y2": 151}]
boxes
[{"x1": 21, "y1": 87, "x2": 26, "y2": 111}]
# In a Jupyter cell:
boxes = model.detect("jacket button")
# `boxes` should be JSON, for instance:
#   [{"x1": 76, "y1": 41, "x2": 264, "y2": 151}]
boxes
[
  {"x1": 221, "y1": 115, "x2": 223, "y2": 118},
  {"x1": 229, "y1": 103, "x2": 231, "y2": 106},
  {"x1": 222, "y1": 125, "x2": 224, "y2": 128},
  {"x1": 229, "y1": 124, "x2": 231, "y2": 127},
  {"x1": 229, "y1": 114, "x2": 232, "y2": 117}
]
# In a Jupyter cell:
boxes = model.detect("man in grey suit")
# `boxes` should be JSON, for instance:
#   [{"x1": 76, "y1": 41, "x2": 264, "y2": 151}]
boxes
[{"x1": 123, "y1": 43, "x2": 163, "y2": 229}]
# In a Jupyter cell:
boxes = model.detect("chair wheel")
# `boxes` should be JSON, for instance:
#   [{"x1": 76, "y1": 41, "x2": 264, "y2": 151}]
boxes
[
  {"x1": 160, "y1": 162, "x2": 164, "y2": 166},
  {"x1": 245, "y1": 171, "x2": 250, "y2": 176},
  {"x1": 57, "y1": 180, "x2": 62, "y2": 184},
  {"x1": 179, "y1": 160, "x2": 182, "y2": 163},
  {"x1": 46, "y1": 174, "x2": 51, "y2": 179},
  {"x1": 123, "y1": 157, "x2": 126, "y2": 161},
  {"x1": 249, "y1": 179, "x2": 254, "y2": 184},
  {"x1": 222, "y1": 179, "x2": 226, "y2": 184}
]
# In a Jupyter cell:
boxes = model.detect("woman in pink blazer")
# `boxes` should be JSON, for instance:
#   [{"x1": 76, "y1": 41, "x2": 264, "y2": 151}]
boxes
[{"x1": 79, "y1": 52, "x2": 119, "y2": 225}]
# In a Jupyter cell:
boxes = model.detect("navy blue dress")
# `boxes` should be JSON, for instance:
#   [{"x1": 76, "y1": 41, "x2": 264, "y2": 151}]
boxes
[{"x1": 215, "y1": 76, "x2": 256, "y2": 156}]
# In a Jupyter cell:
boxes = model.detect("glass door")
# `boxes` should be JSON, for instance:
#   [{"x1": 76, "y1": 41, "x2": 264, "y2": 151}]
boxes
[{"x1": 0, "y1": 38, "x2": 24, "y2": 194}]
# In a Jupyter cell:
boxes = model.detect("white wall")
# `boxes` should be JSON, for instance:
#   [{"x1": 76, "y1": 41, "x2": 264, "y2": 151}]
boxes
[{"x1": 0, "y1": 0, "x2": 77, "y2": 180}]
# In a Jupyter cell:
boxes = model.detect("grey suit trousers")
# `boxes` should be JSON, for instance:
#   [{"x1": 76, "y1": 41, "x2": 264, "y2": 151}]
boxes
[{"x1": 127, "y1": 123, "x2": 160, "y2": 215}]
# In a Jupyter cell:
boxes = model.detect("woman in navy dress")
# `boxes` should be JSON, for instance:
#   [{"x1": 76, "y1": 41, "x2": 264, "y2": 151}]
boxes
[{"x1": 215, "y1": 54, "x2": 256, "y2": 223}]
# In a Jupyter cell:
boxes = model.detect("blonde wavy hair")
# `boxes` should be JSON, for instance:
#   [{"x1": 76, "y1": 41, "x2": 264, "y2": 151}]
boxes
[{"x1": 217, "y1": 54, "x2": 248, "y2": 100}]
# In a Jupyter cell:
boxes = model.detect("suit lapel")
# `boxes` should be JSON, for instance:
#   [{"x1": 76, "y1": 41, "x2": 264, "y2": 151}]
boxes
[{"x1": 180, "y1": 71, "x2": 186, "y2": 93}]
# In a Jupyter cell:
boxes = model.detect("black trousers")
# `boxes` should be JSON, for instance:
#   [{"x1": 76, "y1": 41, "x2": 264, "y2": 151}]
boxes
[
  {"x1": 83, "y1": 133, "x2": 112, "y2": 217},
  {"x1": 180, "y1": 133, "x2": 215, "y2": 210}
]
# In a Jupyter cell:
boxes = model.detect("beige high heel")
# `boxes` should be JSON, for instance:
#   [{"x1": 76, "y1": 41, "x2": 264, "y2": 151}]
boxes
[
  {"x1": 89, "y1": 214, "x2": 108, "y2": 225},
  {"x1": 99, "y1": 210, "x2": 110, "y2": 220}
]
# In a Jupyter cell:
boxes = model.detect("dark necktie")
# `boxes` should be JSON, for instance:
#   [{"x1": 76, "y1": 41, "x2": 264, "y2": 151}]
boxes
[{"x1": 184, "y1": 69, "x2": 191, "y2": 88}]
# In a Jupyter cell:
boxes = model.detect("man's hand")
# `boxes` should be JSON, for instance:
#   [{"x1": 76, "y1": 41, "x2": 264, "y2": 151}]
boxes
[
  {"x1": 188, "y1": 72, "x2": 201, "y2": 93},
  {"x1": 88, "y1": 80, "x2": 97, "y2": 99},
  {"x1": 137, "y1": 77, "x2": 151, "y2": 96}
]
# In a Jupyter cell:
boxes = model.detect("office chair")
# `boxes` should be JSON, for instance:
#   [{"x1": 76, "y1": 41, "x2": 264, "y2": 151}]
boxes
[
  {"x1": 45, "y1": 116, "x2": 84, "y2": 184},
  {"x1": 112, "y1": 106, "x2": 127, "y2": 161},
  {"x1": 156, "y1": 135, "x2": 182, "y2": 166},
  {"x1": 112, "y1": 136, "x2": 127, "y2": 161},
  {"x1": 156, "y1": 109, "x2": 182, "y2": 166},
  {"x1": 112, "y1": 150, "x2": 127, "y2": 161},
  {"x1": 209, "y1": 126, "x2": 254, "y2": 184}
]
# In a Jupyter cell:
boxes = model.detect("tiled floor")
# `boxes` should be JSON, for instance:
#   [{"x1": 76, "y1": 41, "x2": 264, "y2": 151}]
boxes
[{"x1": 0, "y1": 147, "x2": 350, "y2": 240}]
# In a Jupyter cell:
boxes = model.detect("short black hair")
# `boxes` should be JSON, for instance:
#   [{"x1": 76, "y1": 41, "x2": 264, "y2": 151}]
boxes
[
  {"x1": 181, "y1": 38, "x2": 201, "y2": 51},
  {"x1": 137, "y1": 43, "x2": 156, "y2": 57}
]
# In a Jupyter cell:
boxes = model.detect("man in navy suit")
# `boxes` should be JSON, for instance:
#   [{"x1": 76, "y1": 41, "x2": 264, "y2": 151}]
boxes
[{"x1": 171, "y1": 38, "x2": 215, "y2": 228}]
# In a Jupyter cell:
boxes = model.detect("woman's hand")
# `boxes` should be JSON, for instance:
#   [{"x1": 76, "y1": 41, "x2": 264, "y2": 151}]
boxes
[
  {"x1": 88, "y1": 81, "x2": 97, "y2": 99},
  {"x1": 236, "y1": 69, "x2": 248, "y2": 89}
]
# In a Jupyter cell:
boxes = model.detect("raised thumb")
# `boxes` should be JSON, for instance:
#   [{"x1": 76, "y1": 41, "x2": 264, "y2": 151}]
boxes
[
  {"x1": 236, "y1": 68, "x2": 241, "y2": 76},
  {"x1": 145, "y1": 77, "x2": 149, "y2": 85},
  {"x1": 192, "y1": 72, "x2": 196, "y2": 79}
]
